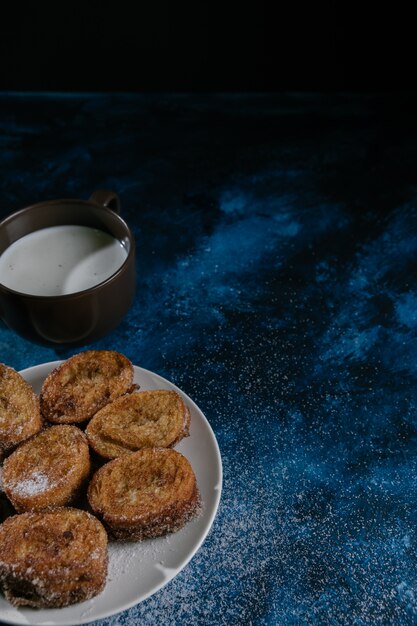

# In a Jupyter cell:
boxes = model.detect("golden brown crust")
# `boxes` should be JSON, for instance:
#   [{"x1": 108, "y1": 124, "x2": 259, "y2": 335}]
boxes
[
  {"x1": 86, "y1": 390, "x2": 190, "y2": 460},
  {"x1": 0, "y1": 508, "x2": 107, "y2": 608},
  {"x1": 40, "y1": 350, "x2": 134, "y2": 425},
  {"x1": 0, "y1": 363, "x2": 42, "y2": 456},
  {"x1": 2, "y1": 425, "x2": 90, "y2": 512},
  {"x1": 88, "y1": 448, "x2": 200, "y2": 541}
]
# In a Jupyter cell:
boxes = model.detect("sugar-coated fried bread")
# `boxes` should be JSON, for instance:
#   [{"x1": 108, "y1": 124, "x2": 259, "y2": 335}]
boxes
[
  {"x1": 86, "y1": 390, "x2": 191, "y2": 459},
  {"x1": 0, "y1": 363, "x2": 41, "y2": 456},
  {"x1": 88, "y1": 448, "x2": 200, "y2": 540},
  {"x1": 0, "y1": 508, "x2": 107, "y2": 608},
  {"x1": 2, "y1": 425, "x2": 90, "y2": 512},
  {"x1": 40, "y1": 350, "x2": 134, "y2": 424}
]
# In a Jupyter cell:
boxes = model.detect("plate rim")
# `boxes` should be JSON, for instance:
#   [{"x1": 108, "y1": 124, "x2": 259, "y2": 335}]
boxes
[{"x1": 0, "y1": 360, "x2": 223, "y2": 626}]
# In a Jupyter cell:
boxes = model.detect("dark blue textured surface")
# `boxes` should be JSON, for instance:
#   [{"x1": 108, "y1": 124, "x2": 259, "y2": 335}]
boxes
[{"x1": 1, "y1": 93, "x2": 417, "y2": 624}]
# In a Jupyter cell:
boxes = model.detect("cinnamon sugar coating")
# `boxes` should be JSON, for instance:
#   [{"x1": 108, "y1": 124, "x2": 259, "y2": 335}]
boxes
[
  {"x1": 2, "y1": 425, "x2": 90, "y2": 512},
  {"x1": 0, "y1": 363, "x2": 41, "y2": 457},
  {"x1": 40, "y1": 350, "x2": 134, "y2": 424},
  {"x1": 86, "y1": 390, "x2": 190, "y2": 460},
  {"x1": 0, "y1": 508, "x2": 107, "y2": 607},
  {"x1": 88, "y1": 448, "x2": 200, "y2": 540}
]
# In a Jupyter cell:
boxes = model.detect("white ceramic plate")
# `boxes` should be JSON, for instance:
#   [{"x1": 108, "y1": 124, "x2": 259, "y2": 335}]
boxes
[{"x1": 0, "y1": 361, "x2": 222, "y2": 626}]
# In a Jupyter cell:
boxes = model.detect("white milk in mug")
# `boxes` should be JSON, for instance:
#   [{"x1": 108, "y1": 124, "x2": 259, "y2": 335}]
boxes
[{"x1": 0, "y1": 225, "x2": 128, "y2": 296}]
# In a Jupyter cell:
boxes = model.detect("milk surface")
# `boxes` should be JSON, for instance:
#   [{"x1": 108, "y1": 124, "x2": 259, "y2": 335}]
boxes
[{"x1": 0, "y1": 225, "x2": 128, "y2": 296}]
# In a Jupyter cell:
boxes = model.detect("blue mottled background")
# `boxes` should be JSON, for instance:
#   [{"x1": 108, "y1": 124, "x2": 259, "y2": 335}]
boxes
[{"x1": 1, "y1": 94, "x2": 417, "y2": 624}]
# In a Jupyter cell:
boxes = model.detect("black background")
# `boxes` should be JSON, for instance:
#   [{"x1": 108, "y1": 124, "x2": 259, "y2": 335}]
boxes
[{"x1": 0, "y1": 5, "x2": 413, "y2": 92}]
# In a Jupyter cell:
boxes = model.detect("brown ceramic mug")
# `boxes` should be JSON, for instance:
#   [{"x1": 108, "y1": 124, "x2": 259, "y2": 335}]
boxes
[{"x1": 0, "y1": 190, "x2": 135, "y2": 344}]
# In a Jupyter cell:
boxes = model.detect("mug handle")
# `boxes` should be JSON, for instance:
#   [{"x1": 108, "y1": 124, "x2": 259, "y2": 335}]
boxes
[{"x1": 89, "y1": 189, "x2": 121, "y2": 214}]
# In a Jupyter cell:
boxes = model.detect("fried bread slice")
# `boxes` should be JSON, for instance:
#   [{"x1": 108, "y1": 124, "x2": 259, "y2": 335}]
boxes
[
  {"x1": 88, "y1": 448, "x2": 200, "y2": 540},
  {"x1": 0, "y1": 507, "x2": 108, "y2": 608},
  {"x1": 86, "y1": 390, "x2": 190, "y2": 460},
  {"x1": 0, "y1": 363, "x2": 42, "y2": 457},
  {"x1": 40, "y1": 350, "x2": 134, "y2": 424},
  {"x1": 2, "y1": 425, "x2": 90, "y2": 512}
]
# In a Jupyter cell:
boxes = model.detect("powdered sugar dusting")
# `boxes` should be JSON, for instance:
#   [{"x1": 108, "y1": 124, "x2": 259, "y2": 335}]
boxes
[
  {"x1": 12, "y1": 470, "x2": 50, "y2": 496},
  {"x1": 108, "y1": 544, "x2": 140, "y2": 581}
]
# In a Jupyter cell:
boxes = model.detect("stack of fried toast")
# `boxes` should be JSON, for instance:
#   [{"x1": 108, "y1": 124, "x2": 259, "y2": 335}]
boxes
[{"x1": 0, "y1": 351, "x2": 200, "y2": 609}]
